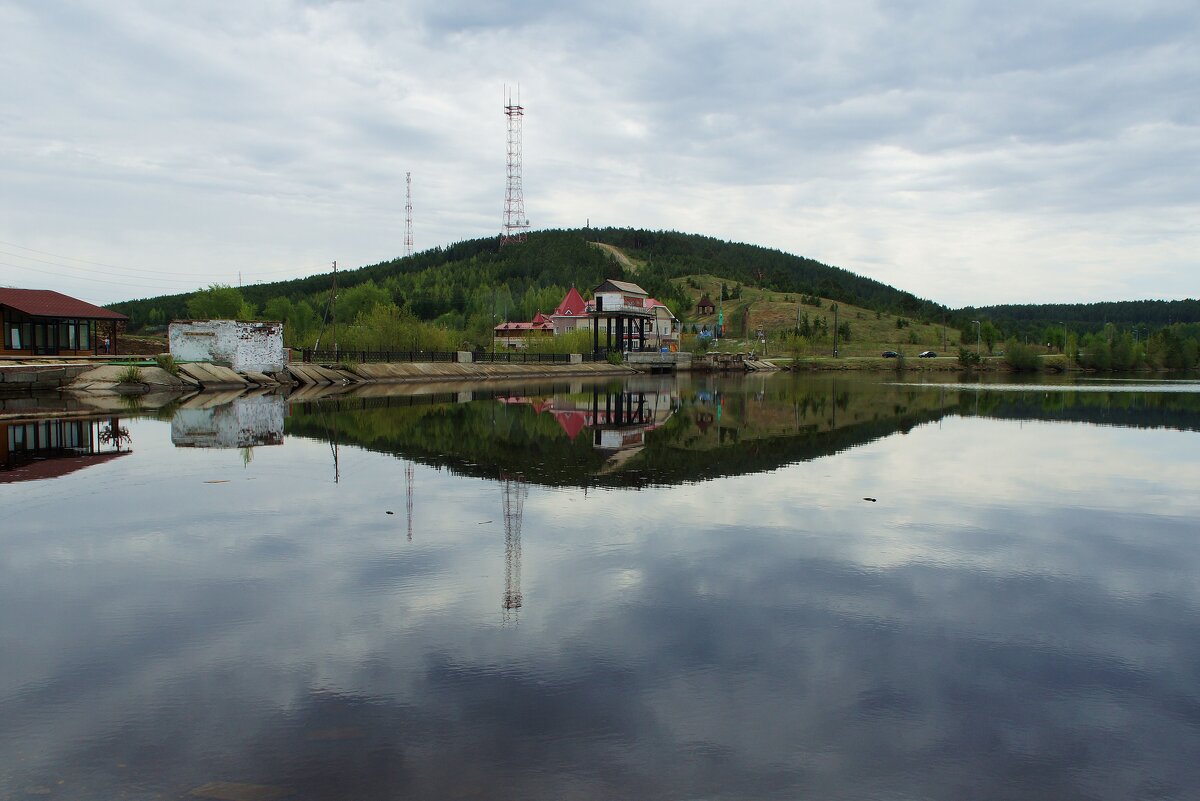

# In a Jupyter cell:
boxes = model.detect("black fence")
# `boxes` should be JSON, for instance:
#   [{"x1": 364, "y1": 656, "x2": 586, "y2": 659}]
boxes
[
  {"x1": 301, "y1": 349, "x2": 458, "y2": 363},
  {"x1": 473, "y1": 351, "x2": 573, "y2": 364}
]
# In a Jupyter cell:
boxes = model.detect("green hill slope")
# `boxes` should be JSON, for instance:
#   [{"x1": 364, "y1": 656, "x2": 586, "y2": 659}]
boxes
[
  {"x1": 108, "y1": 228, "x2": 945, "y2": 334},
  {"x1": 105, "y1": 227, "x2": 1196, "y2": 359}
]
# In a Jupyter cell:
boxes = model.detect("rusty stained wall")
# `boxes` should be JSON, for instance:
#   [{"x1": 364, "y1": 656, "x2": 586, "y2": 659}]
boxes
[{"x1": 168, "y1": 320, "x2": 285, "y2": 373}]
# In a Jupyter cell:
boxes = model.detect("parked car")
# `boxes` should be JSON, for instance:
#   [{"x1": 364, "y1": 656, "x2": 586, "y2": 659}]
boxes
[
  {"x1": 882, "y1": 350, "x2": 899, "y2": 358},
  {"x1": 918, "y1": 350, "x2": 937, "y2": 358}
]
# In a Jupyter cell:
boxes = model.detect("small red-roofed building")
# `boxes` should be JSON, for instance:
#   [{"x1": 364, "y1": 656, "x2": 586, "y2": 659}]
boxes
[{"x1": 494, "y1": 312, "x2": 555, "y2": 349}]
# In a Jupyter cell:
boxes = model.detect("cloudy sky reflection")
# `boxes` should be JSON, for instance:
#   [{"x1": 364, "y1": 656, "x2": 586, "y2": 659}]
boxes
[{"x1": 2, "y1": 390, "x2": 1199, "y2": 799}]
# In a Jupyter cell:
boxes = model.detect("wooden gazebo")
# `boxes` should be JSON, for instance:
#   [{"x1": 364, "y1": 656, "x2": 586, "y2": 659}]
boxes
[{"x1": 590, "y1": 279, "x2": 654, "y2": 356}]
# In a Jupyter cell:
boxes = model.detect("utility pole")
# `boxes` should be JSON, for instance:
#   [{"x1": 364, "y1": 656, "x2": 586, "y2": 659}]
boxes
[
  {"x1": 331, "y1": 260, "x2": 339, "y2": 357},
  {"x1": 717, "y1": 291, "x2": 724, "y2": 345},
  {"x1": 832, "y1": 303, "x2": 839, "y2": 358}
]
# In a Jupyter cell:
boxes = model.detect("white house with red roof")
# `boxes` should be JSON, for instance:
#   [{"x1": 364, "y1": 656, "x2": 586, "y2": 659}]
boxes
[
  {"x1": 548, "y1": 286, "x2": 589, "y2": 335},
  {"x1": 645, "y1": 298, "x2": 682, "y2": 349},
  {"x1": 495, "y1": 283, "x2": 680, "y2": 351}
]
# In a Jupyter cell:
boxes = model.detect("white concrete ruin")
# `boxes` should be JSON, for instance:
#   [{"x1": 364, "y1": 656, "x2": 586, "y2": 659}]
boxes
[{"x1": 168, "y1": 319, "x2": 286, "y2": 373}]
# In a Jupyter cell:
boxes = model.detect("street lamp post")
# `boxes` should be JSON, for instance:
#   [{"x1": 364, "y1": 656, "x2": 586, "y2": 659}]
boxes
[
  {"x1": 973, "y1": 320, "x2": 981, "y2": 354},
  {"x1": 832, "y1": 303, "x2": 839, "y2": 358}
]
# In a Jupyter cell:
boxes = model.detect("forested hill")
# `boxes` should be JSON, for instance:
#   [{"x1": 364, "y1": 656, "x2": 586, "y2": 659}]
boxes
[
  {"x1": 107, "y1": 227, "x2": 944, "y2": 330},
  {"x1": 582, "y1": 228, "x2": 942, "y2": 317},
  {"x1": 107, "y1": 227, "x2": 1195, "y2": 338},
  {"x1": 960, "y1": 299, "x2": 1200, "y2": 335}
]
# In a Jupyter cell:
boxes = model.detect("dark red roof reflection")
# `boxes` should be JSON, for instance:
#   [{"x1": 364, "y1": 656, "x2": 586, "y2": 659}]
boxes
[{"x1": 0, "y1": 451, "x2": 130, "y2": 483}]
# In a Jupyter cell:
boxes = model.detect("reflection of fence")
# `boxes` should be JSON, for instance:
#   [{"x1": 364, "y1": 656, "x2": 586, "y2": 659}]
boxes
[
  {"x1": 474, "y1": 352, "x2": 571, "y2": 364},
  {"x1": 301, "y1": 349, "x2": 457, "y2": 363}
]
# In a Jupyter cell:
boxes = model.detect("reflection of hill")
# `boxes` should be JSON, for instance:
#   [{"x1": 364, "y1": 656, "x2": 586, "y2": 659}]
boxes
[
  {"x1": 282, "y1": 378, "x2": 1200, "y2": 488},
  {"x1": 284, "y1": 378, "x2": 961, "y2": 488}
]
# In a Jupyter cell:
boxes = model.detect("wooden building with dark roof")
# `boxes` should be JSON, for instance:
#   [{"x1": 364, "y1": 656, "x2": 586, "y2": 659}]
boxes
[{"x1": 0, "y1": 288, "x2": 128, "y2": 356}]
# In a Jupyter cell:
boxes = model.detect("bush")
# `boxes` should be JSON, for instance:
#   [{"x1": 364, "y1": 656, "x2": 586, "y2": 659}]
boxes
[
  {"x1": 1003, "y1": 339, "x2": 1041, "y2": 372},
  {"x1": 116, "y1": 365, "x2": 144, "y2": 384},
  {"x1": 606, "y1": 351, "x2": 624, "y2": 366},
  {"x1": 154, "y1": 353, "x2": 180, "y2": 375},
  {"x1": 957, "y1": 347, "x2": 981, "y2": 368}
]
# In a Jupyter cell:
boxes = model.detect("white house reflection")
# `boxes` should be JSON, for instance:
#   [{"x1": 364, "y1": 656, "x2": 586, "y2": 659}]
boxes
[{"x1": 171, "y1": 393, "x2": 286, "y2": 449}]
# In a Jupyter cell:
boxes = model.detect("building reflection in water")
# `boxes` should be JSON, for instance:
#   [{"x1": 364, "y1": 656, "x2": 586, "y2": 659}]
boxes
[
  {"x1": 499, "y1": 386, "x2": 676, "y2": 467},
  {"x1": 171, "y1": 393, "x2": 286, "y2": 449},
  {"x1": 0, "y1": 416, "x2": 131, "y2": 483}
]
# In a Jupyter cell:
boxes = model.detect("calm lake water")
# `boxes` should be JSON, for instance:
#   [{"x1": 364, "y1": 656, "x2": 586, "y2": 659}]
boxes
[{"x1": 3, "y1": 373, "x2": 1200, "y2": 800}]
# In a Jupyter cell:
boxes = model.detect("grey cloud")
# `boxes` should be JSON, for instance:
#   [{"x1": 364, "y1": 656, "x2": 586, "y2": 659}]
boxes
[{"x1": 1, "y1": 0, "x2": 1196, "y2": 304}]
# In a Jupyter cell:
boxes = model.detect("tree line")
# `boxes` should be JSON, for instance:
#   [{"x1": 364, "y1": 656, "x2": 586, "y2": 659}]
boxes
[{"x1": 105, "y1": 227, "x2": 1200, "y2": 368}]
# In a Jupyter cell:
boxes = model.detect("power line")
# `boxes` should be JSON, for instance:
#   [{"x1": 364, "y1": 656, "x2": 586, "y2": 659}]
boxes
[
  {"x1": 0, "y1": 260, "x2": 195, "y2": 291},
  {"x1": 0, "y1": 239, "x2": 330, "y2": 280}
]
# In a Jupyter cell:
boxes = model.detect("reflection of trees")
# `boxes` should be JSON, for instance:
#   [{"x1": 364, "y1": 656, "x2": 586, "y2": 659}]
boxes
[
  {"x1": 967, "y1": 389, "x2": 1200, "y2": 432},
  {"x1": 283, "y1": 380, "x2": 1200, "y2": 489},
  {"x1": 284, "y1": 380, "x2": 960, "y2": 488},
  {"x1": 98, "y1": 422, "x2": 132, "y2": 448}
]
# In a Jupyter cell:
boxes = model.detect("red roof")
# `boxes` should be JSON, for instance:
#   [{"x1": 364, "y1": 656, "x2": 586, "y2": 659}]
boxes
[
  {"x1": 552, "y1": 410, "x2": 589, "y2": 440},
  {"x1": 0, "y1": 451, "x2": 130, "y2": 483},
  {"x1": 494, "y1": 320, "x2": 553, "y2": 332},
  {"x1": 553, "y1": 287, "x2": 588, "y2": 317},
  {"x1": 0, "y1": 288, "x2": 128, "y2": 320}
]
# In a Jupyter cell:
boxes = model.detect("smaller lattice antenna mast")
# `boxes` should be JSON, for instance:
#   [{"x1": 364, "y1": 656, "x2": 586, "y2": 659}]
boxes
[
  {"x1": 501, "y1": 84, "x2": 530, "y2": 247},
  {"x1": 404, "y1": 172, "x2": 414, "y2": 257}
]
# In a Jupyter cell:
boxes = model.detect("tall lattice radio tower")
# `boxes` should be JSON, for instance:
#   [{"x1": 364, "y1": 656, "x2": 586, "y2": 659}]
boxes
[
  {"x1": 501, "y1": 86, "x2": 530, "y2": 246},
  {"x1": 404, "y1": 171, "x2": 414, "y2": 257}
]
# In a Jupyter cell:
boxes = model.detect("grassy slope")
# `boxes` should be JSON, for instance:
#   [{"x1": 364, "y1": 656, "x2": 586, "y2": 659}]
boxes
[{"x1": 672, "y1": 273, "x2": 959, "y2": 357}]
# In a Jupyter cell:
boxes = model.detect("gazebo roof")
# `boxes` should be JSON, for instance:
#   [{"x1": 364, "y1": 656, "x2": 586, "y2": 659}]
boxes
[{"x1": 593, "y1": 279, "x2": 648, "y2": 297}]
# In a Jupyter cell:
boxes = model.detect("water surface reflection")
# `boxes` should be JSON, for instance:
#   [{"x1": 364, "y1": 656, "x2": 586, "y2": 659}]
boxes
[{"x1": 2, "y1": 374, "x2": 1199, "y2": 800}]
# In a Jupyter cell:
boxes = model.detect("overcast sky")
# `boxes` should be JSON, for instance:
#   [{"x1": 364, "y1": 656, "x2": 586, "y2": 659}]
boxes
[{"x1": 2, "y1": 0, "x2": 1197, "y2": 308}]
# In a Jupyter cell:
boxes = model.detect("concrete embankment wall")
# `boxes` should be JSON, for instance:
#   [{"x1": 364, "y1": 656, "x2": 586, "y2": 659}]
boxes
[
  {"x1": 351, "y1": 360, "x2": 634, "y2": 382},
  {"x1": 48, "y1": 359, "x2": 637, "y2": 395},
  {"x1": 0, "y1": 364, "x2": 96, "y2": 398},
  {"x1": 290, "y1": 360, "x2": 636, "y2": 387}
]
